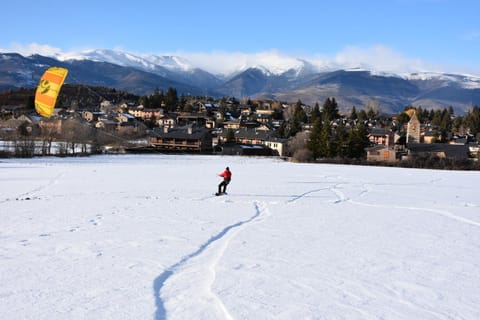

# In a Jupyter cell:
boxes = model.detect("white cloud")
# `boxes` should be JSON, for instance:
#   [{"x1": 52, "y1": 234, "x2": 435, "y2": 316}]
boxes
[
  {"x1": 172, "y1": 49, "x2": 306, "y2": 76},
  {"x1": 332, "y1": 45, "x2": 429, "y2": 74},
  {"x1": 2, "y1": 42, "x2": 477, "y2": 77},
  {"x1": 175, "y1": 46, "x2": 432, "y2": 76},
  {"x1": 0, "y1": 42, "x2": 61, "y2": 57}
]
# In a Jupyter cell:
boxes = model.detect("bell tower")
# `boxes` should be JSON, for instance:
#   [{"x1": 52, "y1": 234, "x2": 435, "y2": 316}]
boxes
[{"x1": 407, "y1": 111, "x2": 421, "y2": 143}]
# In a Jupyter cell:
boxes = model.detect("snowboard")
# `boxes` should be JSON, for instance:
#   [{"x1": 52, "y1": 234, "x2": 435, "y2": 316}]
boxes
[{"x1": 215, "y1": 192, "x2": 227, "y2": 196}]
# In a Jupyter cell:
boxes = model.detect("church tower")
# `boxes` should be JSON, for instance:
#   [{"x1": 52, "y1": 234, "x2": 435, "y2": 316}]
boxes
[{"x1": 407, "y1": 111, "x2": 421, "y2": 143}]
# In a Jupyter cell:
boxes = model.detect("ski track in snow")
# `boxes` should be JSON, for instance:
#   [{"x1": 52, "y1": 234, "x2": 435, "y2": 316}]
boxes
[
  {"x1": 348, "y1": 198, "x2": 480, "y2": 228},
  {"x1": 153, "y1": 201, "x2": 270, "y2": 320},
  {"x1": 286, "y1": 181, "x2": 480, "y2": 228},
  {"x1": 332, "y1": 182, "x2": 480, "y2": 228},
  {"x1": 0, "y1": 171, "x2": 66, "y2": 203}
]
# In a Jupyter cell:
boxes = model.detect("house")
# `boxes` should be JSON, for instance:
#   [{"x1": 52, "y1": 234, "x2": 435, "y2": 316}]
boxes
[
  {"x1": 38, "y1": 118, "x2": 62, "y2": 136},
  {"x1": 150, "y1": 126, "x2": 213, "y2": 153},
  {"x1": 368, "y1": 128, "x2": 394, "y2": 146},
  {"x1": 215, "y1": 143, "x2": 276, "y2": 156},
  {"x1": 0, "y1": 105, "x2": 25, "y2": 119},
  {"x1": 176, "y1": 114, "x2": 212, "y2": 128},
  {"x1": 114, "y1": 113, "x2": 136, "y2": 124},
  {"x1": 128, "y1": 108, "x2": 163, "y2": 120},
  {"x1": 366, "y1": 145, "x2": 397, "y2": 162},
  {"x1": 218, "y1": 128, "x2": 270, "y2": 145},
  {"x1": 157, "y1": 114, "x2": 176, "y2": 128},
  {"x1": 95, "y1": 119, "x2": 117, "y2": 131},
  {"x1": 264, "y1": 138, "x2": 288, "y2": 157},
  {"x1": 223, "y1": 119, "x2": 241, "y2": 129},
  {"x1": 469, "y1": 143, "x2": 480, "y2": 158},
  {"x1": 423, "y1": 125, "x2": 448, "y2": 144},
  {"x1": 81, "y1": 111, "x2": 105, "y2": 123},
  {"x1": 197, "y1": 102, "x2": 218, "y2": 113},
  {"x1": 217, "y1": 127, "x2": 286, "y2": 156},
  {"x1": 406, "y1": 143, "x2": 470, "y2": 160}
]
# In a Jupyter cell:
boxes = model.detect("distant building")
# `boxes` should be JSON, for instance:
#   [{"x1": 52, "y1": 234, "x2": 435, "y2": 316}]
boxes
[
  {"x1": 366, "y1": 145, "x2": 397, "y2": 162},
  {"x1": 406, "y1": 112, "x2": 421, "y2": 143},
  {"x1": 406, "y1": 143, "x2": 469, "y2": 160},
  {"x1": 150, "y1": 126, "x2": 212, "y2": 153}
]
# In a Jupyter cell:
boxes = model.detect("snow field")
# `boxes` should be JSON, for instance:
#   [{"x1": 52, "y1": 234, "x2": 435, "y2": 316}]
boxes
[{"x1": 1, "y1": 155, "x2": 479, "y2": 319}]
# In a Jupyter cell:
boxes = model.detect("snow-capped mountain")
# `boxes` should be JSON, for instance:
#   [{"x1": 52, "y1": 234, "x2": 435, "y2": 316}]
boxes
[
  {"x1": 1, "y1": 50, "x2": 480, "y2": 114},
  {"x1": 56, "y1": 49, "x2": 192, "y2": 73},
  {"x1": 49, "y1": 48, "x2": 480, "y2": 91}
]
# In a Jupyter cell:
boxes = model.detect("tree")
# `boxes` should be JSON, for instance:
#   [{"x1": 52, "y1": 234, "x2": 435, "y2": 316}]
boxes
[
  {"x1": 150, "y1": 87, "x2": 164, "y2": 108},
  {"x1": 357, "y1": 109, "x2": 368, "y2": 122},
  {"x1": 309, "y1": 102, "x2": 321, "y2": 124},
  {"x1": 349, "y1": 106, "x2": 358, "y2": 120},
  {"x1": 334, "y1": 122, "x2": 349, "y2": 158},
  {"x1": 347, "y1": 123, "x2": 370, "y2": 159},
  {"x1": 321, "y1": 97, "x2": 340, "y2": 122},
  {"x1": 289, "y1": 100, "x2": 307, "y2": 137},
  {"x1": 367, "y1": 107, "x2": 377, "y2": 120},
  {"x1": 288, "y1": 131, "x2": 310, "y2": 159},
  {"x1": 165, "y1": 87, "x2": 178, "y2": 111},
  {"x1": 317, "y1": 121, "x2": 333, "y2": 158},
  {"x1": 463, "y1": 106, "x2": 480, "y2": 136},
  {"x1": 139, "y1": 96, "x2": 151, "y2": 109},
  {"x1": 397, "y1": 112, "x2": 410, "y2": 125},
  {"x1": 307, "y1": 119, "x2": 322, "y2": 159}
]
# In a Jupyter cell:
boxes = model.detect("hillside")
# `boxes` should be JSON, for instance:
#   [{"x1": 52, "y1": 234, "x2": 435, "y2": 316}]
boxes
[{"x1": 0, "y1": 84, "x2": 139, "y2": 110}]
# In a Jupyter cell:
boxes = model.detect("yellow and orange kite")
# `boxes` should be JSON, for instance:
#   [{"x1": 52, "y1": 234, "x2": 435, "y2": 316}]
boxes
[{"x1": 35, "y1": 67, "x2": 68, "y2": 118}]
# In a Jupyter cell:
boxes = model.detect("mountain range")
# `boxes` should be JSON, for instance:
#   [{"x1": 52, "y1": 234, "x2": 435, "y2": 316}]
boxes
[{"x1": 1, "y1": 49, "x2": 480, "y2": 114}]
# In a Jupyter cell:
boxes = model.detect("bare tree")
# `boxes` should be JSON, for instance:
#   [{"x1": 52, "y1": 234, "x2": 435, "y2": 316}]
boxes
[
  {"x1": 286, "y1": 131, "x2": 310, "y2": 157},
  {"x1": 61, "y1": 118, "x2": 94, "y2": 155}
]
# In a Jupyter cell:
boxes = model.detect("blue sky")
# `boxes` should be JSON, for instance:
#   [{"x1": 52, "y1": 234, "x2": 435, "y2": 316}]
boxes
[{"x1": 2, "y1": 0, "x2": 480, "y2": 75}]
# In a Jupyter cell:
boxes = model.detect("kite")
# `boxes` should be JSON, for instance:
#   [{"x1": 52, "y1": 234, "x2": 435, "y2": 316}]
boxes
[{"x1": 35, "y1": 67, "x2": 68, "y2": 117}]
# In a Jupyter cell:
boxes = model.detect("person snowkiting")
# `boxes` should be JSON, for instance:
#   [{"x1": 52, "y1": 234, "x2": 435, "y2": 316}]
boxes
[{"x1": 217, "y1": 167, "x2": 232, "y2": 195}]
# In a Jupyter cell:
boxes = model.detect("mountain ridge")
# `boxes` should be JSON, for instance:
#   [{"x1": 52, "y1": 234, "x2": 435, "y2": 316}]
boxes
[{"x1": 1, "y1": 50, "x2": 480, "y2": 114}]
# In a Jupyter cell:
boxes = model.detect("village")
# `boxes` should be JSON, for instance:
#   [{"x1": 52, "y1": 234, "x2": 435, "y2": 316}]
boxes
[{"x1": 0, "y1": 92, "x2": 479, "y2": 168}]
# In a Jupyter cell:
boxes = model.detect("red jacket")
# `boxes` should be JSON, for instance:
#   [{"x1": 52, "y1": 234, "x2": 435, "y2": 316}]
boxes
[{"x1": 219, "y1": 169, "x2": 232, "y2": 179}]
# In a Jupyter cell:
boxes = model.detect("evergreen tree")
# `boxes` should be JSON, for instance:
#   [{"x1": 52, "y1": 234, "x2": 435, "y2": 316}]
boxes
[
  {"x1": 347, "y1": 123, "x2": 370, "y2": 159},
  {"x1": 276, "y1": 121, "x2": 287, "y2": 138},
  {"x1": 367, "y1": 107, "x2": 377, "y2": 120},
  {"x1": 139, "y1": 96, "x2": 151, "y2": 109},
  {"x1": 463, "y1": 106, "x2": 480, "y2": 136},
  {"x1": 334, "y1": 123, "x2": 349, "y2": 158},
  {"x1": 397, "y1": 112, "x2": 410, "y2": 124},
  {"x1": 165, "y1": 87, "x2": 178, "y2": 111},
  {"x1": 357, "y1": 109, "x2": 368, "y2": 122},
  {"x1": 321, "y1": 97, "x2": 340, "y2": 121},
  {"x1": 317, "y1": 121, "x2": 333, "y2": 158},
  {"x1": 440, "y1": 109, "x2": 452, "y2": 133},
  {"x1": 150, "y1": 87, "x2": 164, "y2": 108},
  {"x1": 271, "y1": 108, "x2": 284, "y2": 120},
  {"x1": 310, "y1": 102, "x2": 321, "y2": 124},
  {"x1": 307, "y1": 119, "x2": 322, "y2": 159},
  {"x1": 289, "y1": 100, "x2": 307, "y2": 137},
  {"x1": 349, "y1": 106, "x2": 358, "y2": 120}
]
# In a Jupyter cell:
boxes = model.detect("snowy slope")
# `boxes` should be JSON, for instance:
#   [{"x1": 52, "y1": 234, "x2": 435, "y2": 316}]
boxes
[
  {"x1": 1, "y1": 155, "x2": 479, "y2": 320},
  {"x1": 57, "y1": 49, "x2": 195, "y2": 73}
]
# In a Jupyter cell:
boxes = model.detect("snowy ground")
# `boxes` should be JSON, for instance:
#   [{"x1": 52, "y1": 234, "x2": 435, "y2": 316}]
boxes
[{"x1": 1, "y1": 155, "x2": 479, "y2": 320}]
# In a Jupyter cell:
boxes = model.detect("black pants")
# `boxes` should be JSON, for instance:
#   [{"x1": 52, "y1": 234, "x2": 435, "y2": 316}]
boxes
[{"x1": 218, "y1": 178, "x2": 231, "y2": 193}]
